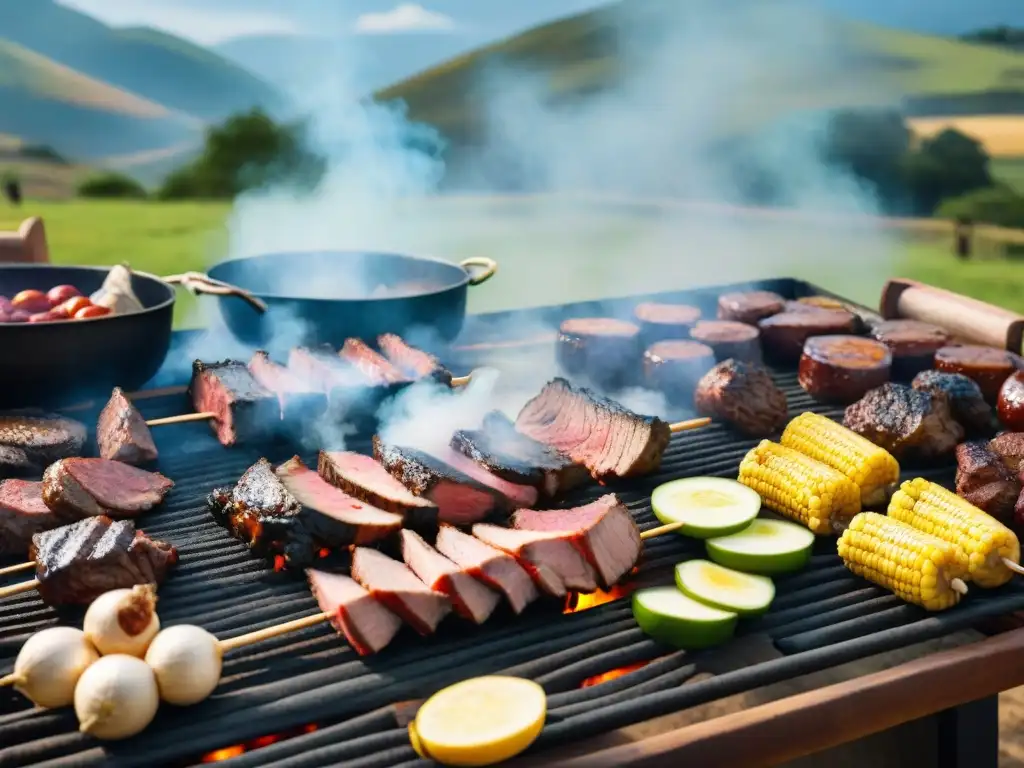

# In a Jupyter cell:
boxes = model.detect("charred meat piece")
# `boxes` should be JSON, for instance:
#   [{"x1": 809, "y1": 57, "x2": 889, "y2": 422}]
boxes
[
  {"x1": 373, "y1": 437, "x2": 503, "y2": 525},
  {"x1": 843, "y1": 383, "x2": 963, "y2": 462},
  {"x1": 189, "y1": 360, "x2": 280, "y2": 446},
  {"x1": 871, "y1": 320, "x2": 950, "y2": 380},
  {"x1": 912, "y1": 370, "x2": 995, "y2": 437},
  {"x1": 340, "y1": 338, "x2": 409, "y2": 385},
  {"x1": 248, "y1": 351, "x2": 328, "y2": 426},
  {"x1": 351, "y1": 546, "x2": 451, "y2": 635},
  {"x1": 42, "y1": 458, "x2": 173, "y2": 521},
  {"x1": 717, "y1": 290, "x2": 784, "y2": 325},
  {"x1": 288, "y1": 346, "x2": 395, "y2": 426},
  {"x1": 642, "y1": 341, "x2": 716, "y2": 406},
  {"x1": 515, "y1": 378, "x2": 672, "y2": 481},
  {"x1": 694, "y1": 360, "x2": 788, "y2": 438},
  {"x1": 426, "y1": 445, "x2": 538, "y2": 509},
  {"x1": 307, "y1": 569, "x2": 403, "y2": 655},
  {"x1": 318, "y1": 450, "x2": 438, "y2": 517},
  {"x1": 29, "y1": 516, "x2": 178, "y2": 606},
  {"x1": 999, "y1": 371, "x2": 1024, "y2": 432},
  {"x1": 511, "y1": 494, "x2": 641, "y2": 589},
  {"x1": 798, "y1": 336, "x2": 892, "y2": 405},
  {"x1": 401, "y1": 529, "x2": 501, "y2": 624},
  {"x1": 633, "y1": 302, "x2": 702, "y2": 346},
  {"x1": 96, "y1": 388, "x2": 158, "y2": 465},
  {"x1": 990, "y1": 432, "x2": 1024, "y2": 475},
  {"x1": 472, "y1": 523, "x2": 599, "y2": 597},
  {"x1": 378, "y1": 334, "x2": 453, "y2": 386},
  {"x1": 0, "y1": 409, "x2": 87, "y2": 478},
  {"x1": 556, "y1": 317, "x2": 642, "y2": 391},
  {"x1": 689, "y1": 320, "x2": 762, "y2": 364},
  {"x1": 435, "y1": 524, "x2": 538, "y2": 614},
  {"x1": 450, "y1": 411, "x2": 588, "y2": 499},
  {"x1": 955, "y1": 441, "x2": 1019, "y2": 523},
  {"x1": 935, "y1": 346, "x2": 1022, "y2": 402},
  {"x1": 758, "y1": 310, "x2": 858, "y2": 364},
  {"x1": 0, "y1": 480, "x2": 58, "y2": 556}
]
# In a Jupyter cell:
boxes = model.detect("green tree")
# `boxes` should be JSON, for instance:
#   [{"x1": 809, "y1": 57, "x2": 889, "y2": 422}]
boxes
[
  {"x1": 909, "y1": 129, "x2": 993, "y2": 211},
  {"x1": 937, "y1": 185, "x2": 1024, "y2": 229},
  {"x1": 77, "y1": 171, "x2": 148, "y2": 199}
]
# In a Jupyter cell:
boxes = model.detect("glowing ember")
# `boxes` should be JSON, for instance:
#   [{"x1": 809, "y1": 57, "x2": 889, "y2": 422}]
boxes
[
  {"x1": 580, "y1": 661, "x2": 649, "y2": 688},
  {"x1": 273, "y1": 555, "x2": 287, "y2": 573},
  {"x1": 201, "y1": 724, "x2": 317, "y2": 762},
  {"x1": 563, "y1": 579, "x2": 636, "y2": 614}
]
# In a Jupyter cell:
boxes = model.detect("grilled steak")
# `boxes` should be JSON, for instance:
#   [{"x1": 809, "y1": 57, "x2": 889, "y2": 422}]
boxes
[
  {"x1": 642, "y1": 341, "x2": 716, "y2": 405},
  {"x1": 798, "y1": 336, "x2": 893, "y2": 405},
  {"x1": 871, "y1": 320, "x2": 950, "y2": 380},
  {"x1": 340, "y1": 338, "x2": 409, "y2": 385},
  {"x1": 472, "y1": 523, "x2": 599, "y2": 597},
  {"x1": 350, "y1": 546, "x2": 452, "y2": 635},
  {"x1": 912, "y1": 370, "x2": 996, "y2": 437},
  {"x1": 189, "y1": 359, "x2": 280, "y2": 446},
  {"x1": 934, "y1": 345, "x2": 1022, "y2": 402},
  {"x1": 96, "y1": 387, "x2": 158, "y2": 465},
  {"x1": 556, "y1": 317, "x2": 642, "y2": 391},
  {"x1": 0, "y1": 409, "x2": 87, "y2": 478},
  {"x1": 990, "y1": 432, "x2": 1024, "y2": 474},
  {"x1": 434, "y1": 524, "x2": 539, "y2": 614},
  {"x1": 694, "y1": 359, "x2": 787, "y2": 438},
  {"x1": 515, "y1": 378, "x2": 672, "y2": 481},
  {"x1": 248, "y1": 351, "x2": 328, "y2": 426},
  {"x1": 42, "y1": 458, "x2": 173, "y2": 521},
  {"x1": 426, "y1": 445, "x2": 538, "y2": 509},
  {"x1": 378, "y1": 334, "x2": 453, "y2": 386},
  {"x1": 0, "y1": 480, "x2": 57, "y2": 555},
  {"x1": 759, "y1": 310, "x2": 858, "y2": 364},
  {"x1": 633, "y1": 302, "x2": 702, "y2": 347},
  {"x1": 307, "y1": 569, "x2": 403, "y2": 655},
  {"x1": 29, "y1": 516, "x2": 178, "y2": 605},
  {"x1": 288, "y1": 346, "x2": 394, "y2": 427},
  {"x1": 318, "y1": 449, "x2": 437, "y2": 515},
  {"x1": 716, "y1": 290, "x2": 784, "y2": 325},
  {"x1": 450, "y1": 411, "x2": 587, "y2": 498},
  {"x1": 843, "y1": 383, "x2": 963, "y2": 461},
  {"x1": 373, "y1": 437, "x2": 502, "y2": 525},
  {"x1": 511, "y1": 494, "x2": 641, "y2": 589},
  {"x1": 689, "y1": 320, "x2": 762, "y2": 364},
  {"x1": 401, "y1": 529, "x2": 500, "y2": 624},
  {"x1": 955, "y1": 441, "x2": 1019, "y2": 523}
]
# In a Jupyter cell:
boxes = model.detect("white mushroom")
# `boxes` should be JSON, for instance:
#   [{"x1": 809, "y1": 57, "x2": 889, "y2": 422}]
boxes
[
  {"x1": 75, "y1": 654, "x2": 160, "y2": 741},
  {"x1": 0, "y1": 627, "x2": 100, "y2": 708},
  {"x1": 83, "y1": 585, "x2": 160, "y2": 658},
  {"x1": 144, "y1": 624, "x2": 222, "y2": 706}
]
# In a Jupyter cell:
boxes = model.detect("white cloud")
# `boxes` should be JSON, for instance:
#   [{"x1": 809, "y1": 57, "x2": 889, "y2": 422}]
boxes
[{"x1": 354, "y1": 4, "x2": 456, "y2": 34}]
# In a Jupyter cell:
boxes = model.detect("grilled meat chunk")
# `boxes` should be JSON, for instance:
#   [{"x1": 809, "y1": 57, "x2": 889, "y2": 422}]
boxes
[
  {"x1": 633, "y1": 302, "x2": 702, "y2": 346},
  {"x1": 689, "y1": 320, "x2": 762, "y2": 364},
  {"x1": 377, "y1": 334, "x2": 453, "y2": 386},
  {"x1": 0, "y1": 409, "x2": 87, "y2": 478},
  {"x1": 288, "y1": 346, "x2": 398, "y2": 428},
  {"x1": 340, "y1": 338, "x2": 409, "y2": 385},
  {"x1": 42, "y1": 458, "x2": 173, "y2": 521},
  {"x1": 307, "y1": 569, "x2": 403, "y2": 656},
  {"x1": 96, "y1": 387, "x2": 158, "y2": 465},
  {"x1": 694, "y1": 360, "x2": 788, "y2": 438},
  {"x1": 318, "y1": 450, "x2": 438, "y2": 517},
  {"x1": 990, "y1": 432, "x2": 1024, "y2": 474},
  {"x1": 248, "y1": 351, "x2": 328, "y2": 426},
  {"x1": 401, "y1": 529, "x2": 501, "y2": 624},
  {"x1": 843, "y1": 383, "x2": 963, "y2": 461},
  {"x1": 717, "y1": 291, "x2": 785, "y2": 325},
  {"x1": 511, "y1": 494, "x2": 641, "y2": 589},
  {"x1": 0, "y1": 480, "x2": 57, "y2": 556},
  {"x1": 557, "y1": 317, "x2": 642, "y2": 391},
  {"x1": 759, "y1": 310, "x2": 858, "y2": 364},
  {"x1": 189, "y1": 359, "x2": 280, "y2": 446},
  {"x1": 351, "y1": 546, "x2": 451, "y2": 635},
  {"x1": 472, "y1": 523, "x2": 599, "y2": 597},
  {"x1": 434, "y1": 524, "x2": 539, "y2": 614},
  {"x1": 912, "y1": 370, "x2": 995, "y2": 437},
  {"x1": 955, "y1": 441, "x2": 1019, "y2": 523},
  {"x1": 427, "y1": 445, "x2": 538, "y2": 509},
  {"x1": 29, "y1": 516, "x2": 178, "y2": 605},
  {"x1": 798, "y1": 336, "x2": 893, "y2": 405},
  {"x1": 642, "y1": 341, "x2": 716, "y2": 405},
  {"x1": 934, "y1": 345, "x2": 1022, "y2": 402},
  {"x1": 871, "y1": 320, "x2": 950, "y2": 380},
  {"x1": 515, "y1": 378, "x2": 672, "y2": 481}
]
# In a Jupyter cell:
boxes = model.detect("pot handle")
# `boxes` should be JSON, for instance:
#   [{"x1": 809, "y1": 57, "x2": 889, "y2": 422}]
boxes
[
  {"x1": 459, "y1": 257, "x2": 498, "y2": 287},
  {"x1": 164, "y1": 271, "x2": 268, "y2": 314}
]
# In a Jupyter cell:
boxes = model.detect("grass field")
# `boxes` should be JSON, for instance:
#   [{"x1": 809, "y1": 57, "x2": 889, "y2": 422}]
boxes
[{"x1": 993, "y1": 157, "x2": 1024, "y2": 193}]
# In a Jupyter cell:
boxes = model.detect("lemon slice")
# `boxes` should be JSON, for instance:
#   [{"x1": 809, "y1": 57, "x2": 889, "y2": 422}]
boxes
[
  {"x1": 651, "y1": 477, "x2": 760, "y2": 539},
  {"x1": 675, "y1": 559, "x2": 776, "y2": 616},
  {"x1": 409, "y1": 676, "x2": 546, "y2": 766}
]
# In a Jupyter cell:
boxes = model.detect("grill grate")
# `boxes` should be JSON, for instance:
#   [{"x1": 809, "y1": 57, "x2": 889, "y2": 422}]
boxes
[{"x1": 3, "y1": 278, "x2": 1023, "y2": 768}]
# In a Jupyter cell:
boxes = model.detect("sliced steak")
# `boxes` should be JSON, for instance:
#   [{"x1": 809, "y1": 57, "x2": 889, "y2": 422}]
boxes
[
  {"x1": 472, "y1": 523, "x2": 599, "y2": 597},
  {"x1": 955, "y1": 441, "x2": 1019, "y2": 523},
  {"x1": 377, "y1": 333, "x2": 453, "y2": 386},
  {"x1": 42, "y1": 458, "x2": 173, "y2": 521},
  {"x1": 340, "y1": 338, "x2": 409, "y2": 385},
  {"x1": 189, "y1": 359, "x2": 280, "y2": 446},
  {"x1": 401, "y1": 529, "x2": 500, "y2": 624},
  {"x1": 350, "y1": 546, "x2": 452, "y2": 635},
  {"x1": 843, "y1": 383, "x2": 963, "y2": 462},
  {"x1": 288, "y1": 346, "x2": 394, "y2": 426},
  {"x1": 0, "y1": 480, "x2": 58, "y2": 556},
  {"x1": 434, "y1": 524, "x2": 539, "y2": 614},
  {"x1": 317, "y1": 450, "x2": 438, "y2": 517},
  {"x1": 423, "y1": 445, "x2": 538, "y2": 509},
  {"x1": 307, "y1": 569, "x2": 403, "y2": 655},
  {"x1": 694, "y1": 359, "x2": 788, "y2": 438},
  {"x1": 96, "y1": 387, "x2": 158, "y2": 465},
  {"x1": 912, "y1": 370, "x2": 996, "y2": 437},
  {"x1": 29, "y1": 516, "x2": 178, "y2": 606},
  {"x1": 0, "y1": 409, "x2": 87, "y2": 478},
  {"x1": 248, "y1": 351, "x2": 328, "y2": 426}
]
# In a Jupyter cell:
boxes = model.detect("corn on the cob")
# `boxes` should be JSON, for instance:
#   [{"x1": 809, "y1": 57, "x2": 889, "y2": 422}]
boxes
[
  {"x1": 838, "y1": 512, "x2": 967, "y2": 611},
  {"x1": 888, "y1": 477, "x2": 1021, "y2": 588},
  {"x1": 737, "y1": 440, "x2": 861, "y2": 535},
  {"x1": 780, "y1": 412, "x2": 900, "y2": 507}
]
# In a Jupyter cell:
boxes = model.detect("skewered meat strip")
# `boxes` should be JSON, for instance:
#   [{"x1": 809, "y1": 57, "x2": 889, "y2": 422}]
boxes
[
  {"x1": 377, "y1": 334, "x2": 453, "y2": 386},
  {"x1": 350, "y1": 547, "x2": 451, "y2": 636},
  {"x1": 912, "y1": 370, "x2": 996, "y2": 437},
  {"x1": 96, "y1": 387, "x2": 158, "y2": 465},
  {"x1": 434, "y1": 524, "x2": 538, "y2": 614},
  {"x1": 471, "y1": 523, "x2": 599, "y2": 597},
  {"x1": 307, "y1": 569, "x2": 403, "y2": 656},
  {"x1": 955, "y1": 441, "x2": 1019, "y2": 523},
  {"x1": 189, "y1": 360, "x2": 280, "y2": 446},
  {"x1": 0, "y1": 480, "x2": 58, "y2": 556},
  {"x1": 42, "y1": 458, "x2": 173, "y2": 521},
  {"x1": 340, "y1": 338, "x2": 409, "y2": 385},
  {"x1": 29, "y1": 516, "x2": 178, "y2": 605},
  {"x1": 318, "y1": 450, "x2": 438, "y2": 518},
  {"x1": 843, "y1": 383, "x2": 963, "y2": 462},
  {"x1": 248, "y1": 351, "x2": 328, "y2": 425},
  {"x1": 401, "y1": 529, "x2": 501, "y2": 624},
  {"x1": 288, "y1": 346, "x2": 400, "y2": 427},
  {"x1": 0, "y1": 409, "x2": 87, "y2": 478},
  {"x1": 694, "y1": 360, "x2": 788, "y2": 438}
]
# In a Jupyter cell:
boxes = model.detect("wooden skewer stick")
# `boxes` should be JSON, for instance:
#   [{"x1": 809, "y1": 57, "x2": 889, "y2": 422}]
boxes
[
  {"x1": 1003, "y1": 558, "x2": 1024, "y2": 577},
  {"x1": 951, "y1": 579, "x2": 969, "y2": 595},
  {"x1": 669, "y1": 417, "x2": 712, "y2": 433},
  {"x1": 0, "y1": 561, "x2": 35, "y2": 577},
  {"x1": 0, "y1": 579, "x2": 39, "y2": 599},
  {"x1": 217, "y1": 611, "x2": 331, "y2": 653}
]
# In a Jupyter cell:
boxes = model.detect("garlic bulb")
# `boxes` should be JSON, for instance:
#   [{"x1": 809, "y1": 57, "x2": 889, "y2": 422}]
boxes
[
  {"x1": 0, "y1": 627, "x2": 99, "y2": 708},
  {"x1": 83, "y1": 585, "x2": 160, "y2": 657},
  {"x1": 144, "y1": 624, "x2": 222, "y2": 706},
  {"x1": 75, "y1": 654, "x2": 159, "y2": 740}
]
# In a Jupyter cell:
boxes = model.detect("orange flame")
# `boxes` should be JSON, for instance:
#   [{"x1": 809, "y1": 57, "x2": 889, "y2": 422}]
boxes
[
  {"x1": 200, "y1": 724, "x2": 318, "y2": 762},
  {"x1": 580, "y1": 661, "x2": 649, "y2": 688}
]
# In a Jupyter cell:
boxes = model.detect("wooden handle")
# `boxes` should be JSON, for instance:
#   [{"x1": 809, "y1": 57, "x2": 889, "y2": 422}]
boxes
[
  {"x1": 164, "y1": 272, "x2": 268, "y2": 314},
  {"x1": 450, "y1": 375, "x2": 471, "y2": 387},
  {"x1": 669, "y1": 417, "x2": 711, "y2": 434},
  {"x1": 880, "y1": 278, "x2": 1024, "y2": 353},
  {"x1": 146, "y1": 411, "x2": 216, "y2": 427},
  {"x1": 0, "y1": 579, "x2": 38, "y2": 599},
  {"x1": 0, "y1": 561, "x2": 34, "y2": 577}
]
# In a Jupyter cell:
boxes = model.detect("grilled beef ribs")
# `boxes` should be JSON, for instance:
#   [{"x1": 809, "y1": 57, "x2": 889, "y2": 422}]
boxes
[
  {"x1": 912, "y1": 370, "x2": 996, "y2": 437},
  {"x1": 955, "y1": 441, "x2": 1019, "y2": 523},
  {"x1": 42, "y1": 458, "x2": 174, "y2": 521},
  {"x1": 340, "y1": 339, "x2": 409, "y2": 385},
  {"x1": 350, "y1": 546, "x2": 452, "y2": 635},
  {"x1": 515, "y1": 378, "x2": 672, "y2": 481},
  {"x1": 843, "y1": 383, "x2": 963, "y2": 461},
  {"x1": 0, "y1": 410, "x2": 87, "y2": 478},
  {"x1": 317, "y1": 450, "x2": 437, "y2": 517},
  {"x1": 471, "y1": 523, "x2": 599, "y2": 597},
  {"x1": 0, "y1": 480, "x2": 58, "y2": 555},
  {"x1": 556, "y1": 317, "x2": 642, "y2": 391},
  {"x1": 377, "y1": 334, "x2": 453, "y2": 386},
  {"x1": 511, "y1": 494, "x2": 642, "y2": 589},
  {"x1": 29, "y1": 516, "x2": 178, "y2": 605},
  {"x1": 694, "y1": 360, "x2": 788, "y2": 438},
  {"x1": 189, "y1": 360, "x2": 280, "y2": 446},
  {"x1": 96, "y1": 388, "x2": 158, "y2": 465},
  {"x1": 401, "y1": 529, "x2": 500, "y2": 624},
  {"x1": 249, "y1": 351, "x2": 328, "y2": 425},
  {"x1": 434, "y1": 524, "x2": 538, "y2": 614},
  {"x1": 307, "y1": 569, "x2": 403, "y2": 655}
]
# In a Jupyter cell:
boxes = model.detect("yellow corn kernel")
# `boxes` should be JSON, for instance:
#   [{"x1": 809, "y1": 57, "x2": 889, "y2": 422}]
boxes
[{"x1": 738, "y1": 440, "x2": 861, "y2": 535}]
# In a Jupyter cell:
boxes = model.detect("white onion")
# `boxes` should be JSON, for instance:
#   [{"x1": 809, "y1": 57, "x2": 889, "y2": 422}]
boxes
[
  {"x1": 144, "y1": 625, "x2": 222, "y2": 706},
  {"x1": 1, "y1": 627, "x2": 99, "y2": 708},
  {"x1": 83, "y1": 585, "x2": 160, "y2": 658},
  {"x1": 75, "y1": 654, "x2": 160, "y2": 740}
]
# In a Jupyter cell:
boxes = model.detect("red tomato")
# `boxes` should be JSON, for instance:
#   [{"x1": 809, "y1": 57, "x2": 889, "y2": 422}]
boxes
[
  {"x1": 56, "y1": 296, "x2": 91, "y2": 318},
  {"x1": 29, "y1": 311, "x2": 61, "y2": 323},
  {"x1": 12, "y1": 290, "x2": 52, "y2": 314},
  {"x1": 46, "y1": 285, "x2": 81, "y2": 306},
  {"x1": 74, "y1": 305, "x2": 111, "y2": 320}
]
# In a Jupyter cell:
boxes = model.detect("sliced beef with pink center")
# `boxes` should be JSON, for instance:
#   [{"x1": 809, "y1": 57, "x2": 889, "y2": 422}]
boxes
[
  {"x1": 42, "y1": 458, "x2": 173, "y2": 521},
  {"x1": 471, "y1": 523, "x2": 598, "y2": 597},
  {"x1": 434, "y1": 524, "x2": 538, "y2": 614},
  {"x1": 189, "y1": 359, "x2": 280, "y2": 446},
  {"x1": 424, "y1": 445, "x2": 538, "y2": 510},
  {"x1": 0, "y1": 479, "x2": 58, "y2": 555},
  {"x1": 249, "y1": 351, "x2": 328, "y2": 425},
  {"x1": 340, "y1": 338, "x2": 410, "y2": 385},
  {"x1": 96, "y1": 387, "x2": 158, "y2": 465},
  {"x1": 307, "y1": 569, "x2": 402, "y2": 655},
  {"x1": 317, "y1": 450, "x2": 437, "y2": 519},
  {"x1": 400, "y1": 529, "x2": 500, "y2": 624},
  {"x1": 351, "y1": 546, "x2": 451, "y2": 635},
  {"x1": 377, "y1": 334, "x2": 453, "y2": 386}
]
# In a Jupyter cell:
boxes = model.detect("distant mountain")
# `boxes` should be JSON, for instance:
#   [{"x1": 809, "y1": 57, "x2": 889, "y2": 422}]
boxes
[{"x1": 813, "y1": 0, "x2": 1022, "y2": 36}]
